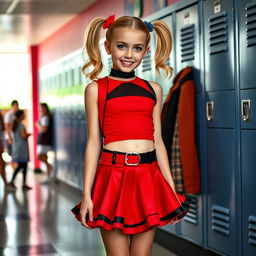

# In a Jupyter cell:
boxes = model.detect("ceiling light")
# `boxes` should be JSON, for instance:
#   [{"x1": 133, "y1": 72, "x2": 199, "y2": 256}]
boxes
[{"x1": 6, "y1": 0, "x2": 20, "y2": 14}]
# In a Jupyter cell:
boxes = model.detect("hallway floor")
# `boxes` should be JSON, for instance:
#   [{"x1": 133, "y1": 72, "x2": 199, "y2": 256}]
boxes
[{"x1": 0, "y1": 167, "x2": 178, "y2": 256}]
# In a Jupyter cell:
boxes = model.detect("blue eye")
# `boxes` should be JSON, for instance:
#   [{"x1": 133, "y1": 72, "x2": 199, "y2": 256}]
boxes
[
  {"x1": 135, "y1": 46, "x2": 143, "y2": 52},
  {"x1": 117, "y1": 44, "x2": 126, "y2": 49}
]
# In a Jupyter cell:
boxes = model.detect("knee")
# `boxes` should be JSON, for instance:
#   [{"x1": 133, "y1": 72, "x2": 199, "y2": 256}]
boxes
[{"x1": 130, "y1": 248, "x2": 151, "y2": 256}]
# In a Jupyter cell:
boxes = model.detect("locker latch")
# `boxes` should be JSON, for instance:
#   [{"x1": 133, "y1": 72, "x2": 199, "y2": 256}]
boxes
[
  {"x1": 241, "y1": 99, "x2": 251, "y2": 122},
  {"x1": 206, "y1": 101, "x2": 214, "y2": 121}
]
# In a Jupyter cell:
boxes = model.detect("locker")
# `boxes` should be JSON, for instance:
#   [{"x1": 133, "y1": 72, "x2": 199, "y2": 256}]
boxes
[
  {"x1": 155, "y1": 15, "x2": 176, "y2": 98},
  {"x1": 205, "y1": 91, "x2": 235, "y2": 128},
  {"x1": 196, "y1": 93, "x2": 204, "y2": 128},
  {"x1": 240, "y1": 89, "x2": 256, "y2": 129},
  {"x1": 156, "y1": 14, "x2": 178, "y2": 236},
  {"x1": 176, "y1": 4, "x2": 201, "y2": 93},
  {"x1": 206, "y1": 129, "x2": 237, "y2": 255},
  {"x1": 78, "y1": 108, "x2": 86, "y2": 189},
  {"x1": 139, "y1": 38, "x2": 155, "y2": 81},
  {"x1": 204, "y1": 0, "x2": 235, "y2": 91},
  {"x1": 175, "y1": 3, "x2": 204, "y2": 246},
  {"x1": 179, "y1": 125, "x2": 203, "y2": 245},
  {"x1": 241, "y1": 130, "x2": 256, "y2": 256},
  {"x1": 239, "y1": 0, "x2": 256, "y2": 89}
]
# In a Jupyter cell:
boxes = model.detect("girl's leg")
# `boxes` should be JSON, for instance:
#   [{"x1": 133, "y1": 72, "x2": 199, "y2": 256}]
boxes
[
  {"x1": 21, "y1": 162, "x2": 32, "y2": 189},
  {"x1": 10, "y1": 163, "x2": 23, "y2": 184},
  {"x1": 0, "y1": 154, "x2": 7, "y2": 185},
  {"x1": 129, "y1": 228, "x2": 156, "y2": 256},
  {"x1": 21, "y1": 162, "x2": 27, "y2": 185},
  {"x1": 100, "y1": 228, "x2": 130, "y2": 256},
  {"x1": 37, "y1": 153, "x2": 52, "y2": 177}
]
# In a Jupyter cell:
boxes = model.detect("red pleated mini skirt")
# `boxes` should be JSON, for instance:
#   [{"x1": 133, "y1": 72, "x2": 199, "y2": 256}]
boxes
[{"x1": 71, "y1": 149, "x2": 191, "y2": 234}]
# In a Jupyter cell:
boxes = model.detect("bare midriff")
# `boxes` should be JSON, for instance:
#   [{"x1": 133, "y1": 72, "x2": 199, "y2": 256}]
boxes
[{"x1": 103, "y1": 139, "x2": 155, "y2": 153}]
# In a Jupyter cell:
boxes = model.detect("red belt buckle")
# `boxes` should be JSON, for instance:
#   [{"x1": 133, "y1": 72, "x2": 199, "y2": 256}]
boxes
[{"x1": 124, "y1": 152, "x2": 141, "y2": 166}]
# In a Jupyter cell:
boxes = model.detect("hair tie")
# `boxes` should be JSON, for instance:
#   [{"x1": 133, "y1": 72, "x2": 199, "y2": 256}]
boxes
[
  {"x1": 103, "y1": 15, "x2": 115, "y2": 29},
  {"x1": 144, "y1": 21, "x2": 154, "y2": 32}
]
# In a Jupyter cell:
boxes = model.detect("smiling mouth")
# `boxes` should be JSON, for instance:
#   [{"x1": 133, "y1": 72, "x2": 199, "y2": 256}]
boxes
[{"x1": 120, "y1": 60, "x2": 135, "y2": 66}]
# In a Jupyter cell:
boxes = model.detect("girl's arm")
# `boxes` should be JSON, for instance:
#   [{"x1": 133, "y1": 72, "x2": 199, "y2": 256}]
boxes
[
  {"x1": 36, "y1": 120, "x2": 48, "y2": 133},
  {"x1": 150, "y1": 81, "x2": 176, "y2": 192},
  {"x1": 80, "y1": 81, "x2": 102, "y2": 227},
  {"x1": 20, "y1": 125, "x2": 31, "y2": 139}
]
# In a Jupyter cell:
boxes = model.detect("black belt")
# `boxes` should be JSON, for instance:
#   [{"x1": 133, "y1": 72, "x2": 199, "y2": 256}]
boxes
[{"x1": 101, "y1": 148, "x2": 157, "y2": 165}]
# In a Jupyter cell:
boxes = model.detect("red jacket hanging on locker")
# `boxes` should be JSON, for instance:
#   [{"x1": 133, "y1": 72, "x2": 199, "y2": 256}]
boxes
[{"x1": 161, "y1": 66, "x2": 201, "y2": 194}]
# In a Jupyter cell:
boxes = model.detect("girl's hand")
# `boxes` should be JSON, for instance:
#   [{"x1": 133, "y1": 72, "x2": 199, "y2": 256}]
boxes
[
  {"x1": 169, "y1": 180, "x2": 176, "y2": 193},
  {"x1": 80, "y1": 198, "x2": 93, "y2": 229}
]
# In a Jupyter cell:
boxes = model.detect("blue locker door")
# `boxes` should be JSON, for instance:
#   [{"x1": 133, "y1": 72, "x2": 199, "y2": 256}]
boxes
[
  {"x1": 205, "y1": 91, "x2": 235, "y2": 128},
  {"x1": 239, "y1": 1, "x2": 256, "y2": 89},
  {"x1": 157, "y1": 14, "x2": 178, "y2": 237},
  {"x1": 240, "y1": 89, "x2": 256, "y2": 129},
  {"x1": 204, "y1": 0, "x2": 235, "y2": 91},
  {"x1": 155, "y1": 15, "x2": 176, "y2": 98},
  {"x1": 241, "y1": 130, "x2": 256, "y2": 256},
  {"x1": 175, "y1": 3, "x2": 204, "y2": 246},
  {"x1": 206, "y1": 129, "x2": 237, "y2": 256},
  {"x1": 78, "y1": 108, "x2": 86, "y2": 189},
  {"x1": 141, "y1": 38, "x2": 154, "y2": 81}
]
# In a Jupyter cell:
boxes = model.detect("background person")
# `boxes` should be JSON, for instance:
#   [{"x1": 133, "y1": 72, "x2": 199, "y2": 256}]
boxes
[
  {"x1": 4, "y1": 100, "x2": 19, "y2": 168},
  {"x1": 9, "y1": 110, "x2": 32, "y2": 190},
  {"x1": 0, "y1": 111, "x2": 15, "y2": 191},
  {"x1": 36, "y1": 103, "x2": 54, "y2": 184}
]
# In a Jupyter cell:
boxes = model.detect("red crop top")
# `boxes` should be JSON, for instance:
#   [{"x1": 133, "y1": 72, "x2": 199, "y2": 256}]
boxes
[{"x1": 101, "y1": 76, "x2": 157, "y2": 145}]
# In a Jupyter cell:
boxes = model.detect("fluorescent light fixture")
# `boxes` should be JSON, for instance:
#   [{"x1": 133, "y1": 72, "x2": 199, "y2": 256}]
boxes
[{"x1": 6, "y1": 0, "x2": 20, "y2": 14}]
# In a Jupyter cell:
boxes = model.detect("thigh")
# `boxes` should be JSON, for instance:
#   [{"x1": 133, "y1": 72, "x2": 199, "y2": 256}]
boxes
[
  {"x1": 100, "y1": 228, "x2": 130, "y2": 256},
  {"x1": 129, "y1": 228, "x2": 156, "y2": 256}
]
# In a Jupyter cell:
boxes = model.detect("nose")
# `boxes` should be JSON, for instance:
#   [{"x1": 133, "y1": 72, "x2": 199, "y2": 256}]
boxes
[{"x1": 124, "y1": 48, "x2": 132, "y2": 58}]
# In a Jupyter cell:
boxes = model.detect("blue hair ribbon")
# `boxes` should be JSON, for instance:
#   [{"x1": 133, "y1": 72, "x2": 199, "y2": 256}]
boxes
[{"x1": 144, "y1": 21, "x2": 154, "y2": 32}]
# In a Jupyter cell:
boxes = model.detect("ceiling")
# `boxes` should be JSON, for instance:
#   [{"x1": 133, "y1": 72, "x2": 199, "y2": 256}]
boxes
[{"x1": 0, "y1": 0, "x2": 97, "y2": 53}]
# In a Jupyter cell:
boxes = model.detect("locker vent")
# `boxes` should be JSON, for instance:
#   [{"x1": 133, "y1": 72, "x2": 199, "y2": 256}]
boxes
[
  {"x1": 107, "y1": 57, "x2": 112, "y2": 72},
  {"x1": 245, "y1": 1, "x2": 256, "y2": 47},
  {"x1": 142, "y1": 49, "x2": 152, "y2": 72},
  {"x1": 184, "y1": 195, "x2": 198, "y2": 224},
  {"x1": 248, "y1": 215, "x2": 256, "y2": 246},
  {"x1": 166, "y1": 57, "x2": 170, "y2": 66},
  {"x1": 211, "y1": 204, "x2": 230, "y2": 235},
  {"x1": 208, "y1": 10, "x2": 228, "y2": 54},
  {"x1": 180, "y1": 24, "x2": 195, "y2": 62}
]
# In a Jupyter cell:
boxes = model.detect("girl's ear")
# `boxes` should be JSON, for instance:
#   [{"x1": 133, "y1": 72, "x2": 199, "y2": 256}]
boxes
[
  {"x1": 143, "y1": 46, "x2": 150, "y2": 58},
  {"x1": 104, "y1": 40, "x2": 111, "y2": 55}
]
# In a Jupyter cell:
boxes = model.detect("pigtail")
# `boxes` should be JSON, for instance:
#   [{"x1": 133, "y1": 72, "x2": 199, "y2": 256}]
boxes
[
  {"x1": 151, "y1": 20, "x2": 173, "y2": 79},
  {"x1": 82, "y1": 17, "x2": 106, "y2": 80}
]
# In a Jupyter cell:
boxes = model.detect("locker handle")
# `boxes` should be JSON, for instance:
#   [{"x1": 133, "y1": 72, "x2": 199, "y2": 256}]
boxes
[
  {"x1": 242, "y1": 99, "x2": 251, "y2": 122},
  {"x1": 206, "y1": 101, "x2": 214, "y2": 121}
]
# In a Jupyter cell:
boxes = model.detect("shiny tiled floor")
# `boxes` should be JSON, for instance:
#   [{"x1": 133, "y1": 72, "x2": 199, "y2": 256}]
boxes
[{"x1": 0, "y1": 167, "x2": 178, "y2": 256}]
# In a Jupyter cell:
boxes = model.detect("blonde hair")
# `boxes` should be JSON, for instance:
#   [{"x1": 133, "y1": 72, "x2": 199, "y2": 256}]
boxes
[{"x1": 82, "y1": 16, "x2": 173, "y2": 80}]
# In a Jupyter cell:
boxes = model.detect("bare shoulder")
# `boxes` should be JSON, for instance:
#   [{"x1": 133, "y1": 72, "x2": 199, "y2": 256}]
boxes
[
  {"x1": 84, "y1": 81, "x2": 98, "y2": 98},
  {"x1": 148, "y1": 81, "x2": 162, "y2": 96}
]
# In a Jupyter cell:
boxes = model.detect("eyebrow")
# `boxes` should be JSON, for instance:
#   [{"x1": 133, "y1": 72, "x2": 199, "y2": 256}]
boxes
[{"x1": 116, "y1": 41, "x2": 145, "y2": 47}]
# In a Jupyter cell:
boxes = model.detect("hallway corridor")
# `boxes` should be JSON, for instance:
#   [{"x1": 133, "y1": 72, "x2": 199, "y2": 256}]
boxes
[{"x1": 0, "y1": 168, "x2": 178, "y2": 256}]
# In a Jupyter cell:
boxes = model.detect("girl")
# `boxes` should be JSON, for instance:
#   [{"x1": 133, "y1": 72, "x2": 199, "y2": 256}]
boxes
[
  {"x1": 36, "y1": 103, "x2": 54, "y2": 184},
  {"x1": 0, "y1": 111, "x2": 15, "y2": 191},
  {"x1": 9, "y1": 110, "x2": 32, "y2": 190},
  {"x1": 71, "y1": 15, "x2": 190, "y2": 255}
]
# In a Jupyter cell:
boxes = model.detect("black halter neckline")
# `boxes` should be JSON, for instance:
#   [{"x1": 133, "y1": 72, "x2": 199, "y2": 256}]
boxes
[{"x1": 109, "y1": 68, "x2": 135, "y2": 79}]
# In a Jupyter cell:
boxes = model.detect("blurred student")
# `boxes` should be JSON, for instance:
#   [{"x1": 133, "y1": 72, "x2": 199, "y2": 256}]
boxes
[
  {"x1": 9, "y1": 110, "x2": 32, "y2": 190},
  {"x1": 4, "y1": 100, "x2": 19, "y2": 168},
  {"x1": 36, "y1": 103, "x2": 54, "y2": 184},
  {"x1": 0, "y1": 111, "x2": 15, "y2": 191}
]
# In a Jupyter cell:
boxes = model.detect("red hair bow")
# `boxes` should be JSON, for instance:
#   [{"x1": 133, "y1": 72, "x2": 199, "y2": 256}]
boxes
[{"x1": 103, "y1": 15, "x2": 115, "y2": 29}]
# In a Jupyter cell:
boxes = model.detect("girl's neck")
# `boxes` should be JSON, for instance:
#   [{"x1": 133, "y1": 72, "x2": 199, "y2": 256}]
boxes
[{"x1": 109, "y1": 68, "x2": 136, "y2": 80}]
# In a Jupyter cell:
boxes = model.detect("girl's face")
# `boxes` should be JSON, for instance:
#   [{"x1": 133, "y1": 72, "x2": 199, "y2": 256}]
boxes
[
  {"x1": 39, "y1": 105, "x2": 46, "y2": 115},
  {"x1": 105, "y1": 27, "x2": 149, "y2": 73}
]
